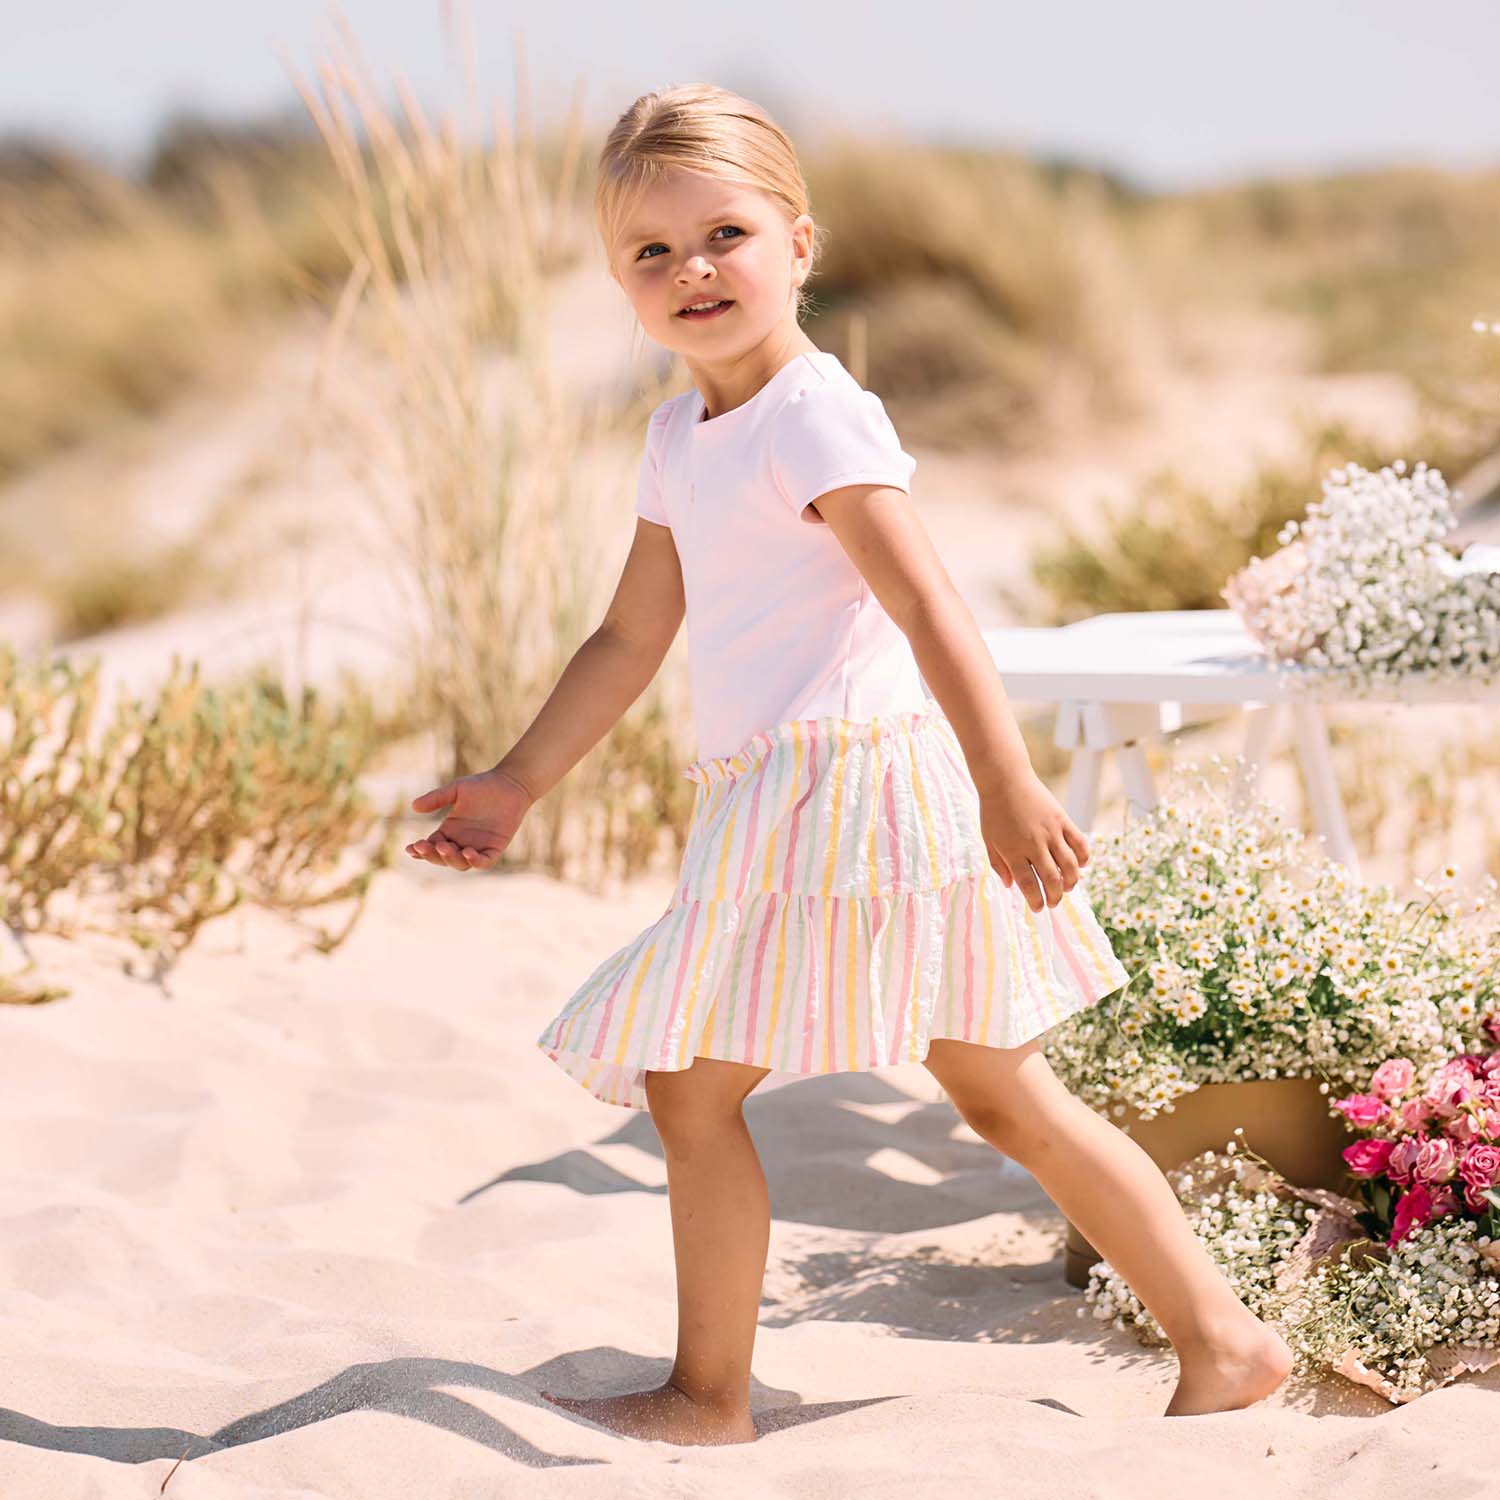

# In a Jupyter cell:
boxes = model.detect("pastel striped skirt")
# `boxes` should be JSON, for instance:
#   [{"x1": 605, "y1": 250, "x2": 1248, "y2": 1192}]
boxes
[{"x1": 535, "y1": 699, "x2": 1130, "y2": 1109}]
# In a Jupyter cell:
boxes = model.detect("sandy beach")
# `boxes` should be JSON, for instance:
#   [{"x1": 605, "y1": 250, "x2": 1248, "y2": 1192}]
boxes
[{"x1": 5, "y1": 223, "x2": 1500, "y2": 1495}]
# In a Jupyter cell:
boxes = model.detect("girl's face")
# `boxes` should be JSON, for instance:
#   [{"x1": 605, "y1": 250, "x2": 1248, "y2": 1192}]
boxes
[{"x1": 609, "y1": 168, "x2": 814, "y2": 359}]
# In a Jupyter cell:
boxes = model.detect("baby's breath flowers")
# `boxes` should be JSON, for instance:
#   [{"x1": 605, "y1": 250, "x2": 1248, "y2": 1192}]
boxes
[
  {"x1": 1079, "y1": 1132, "x2": 1500, "y2": 1404},
  {"x1": 1224, "y1": 314, "x2": 1500, "y2": 695},
  {"x1": 1045, "y1": 758, "x2": 1500, "y2": 1120},
  {"x1": 1224, "y1": 458, "x2": 1500, "y2": 698}
]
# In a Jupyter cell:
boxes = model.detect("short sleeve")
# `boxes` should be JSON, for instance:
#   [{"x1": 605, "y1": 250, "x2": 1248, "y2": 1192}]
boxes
[
  {"x1": 769, "y1": 382, "x2": 917, "y2": 520},
  {"x1": 634, "y1": 401, "x2": 672, "y2": 527}
]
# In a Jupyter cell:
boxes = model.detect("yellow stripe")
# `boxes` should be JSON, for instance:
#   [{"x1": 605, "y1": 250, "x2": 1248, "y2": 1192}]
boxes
[
  {"x1": 1020, "y1": 896, "x2": 1052, "y2": 1028},
  {"x1": 820, "y1": 720, "x2": 851, "y2": 896},
  {"x1": 763, "y1": 897, "x2": 791, "y2": 1064},
  {"x1": 978, "y1": 877, "x2": 996, "y2": 1037},
  {"x1": 1061, "y1": 888, "x2": 1120, "y2": 989},
  {"x1": 845, "y1": 892, "x2": 860, "y2": 1067},
  {"x1": 762, "y1": 722, "x2": 804, "y2": 889},
  {"x1": 821, "y1": 896, "x2": 835, "y2": 1070},
  {"x1": 909, "y1": 749, "x2": 942, "y2": 889},
  {"x1": 612, "y1": 941, "x2": 657, "y2": 1067},
  {"x1": 711, "y1": 773, "x2": 743, "y2": 901},
  {"x1": 906, "y1": 754, "x2": 943, "y2": 1059},
  {"x1": 906, "y1": 896, "x2": 923, "y2": 1062},
  {"x1": 675, "y1": 899, "x2": 719, "y2": 1058}
]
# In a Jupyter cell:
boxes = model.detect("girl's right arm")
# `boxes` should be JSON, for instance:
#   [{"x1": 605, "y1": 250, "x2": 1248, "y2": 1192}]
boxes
[{"x1": 405, "y1": 519, "x2": 684, "y2": 871}]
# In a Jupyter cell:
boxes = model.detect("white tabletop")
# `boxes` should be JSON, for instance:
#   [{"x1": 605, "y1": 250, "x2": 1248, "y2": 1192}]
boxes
[{"x1": 982, "y1": 610, "x2": 1500, "y2": 705}]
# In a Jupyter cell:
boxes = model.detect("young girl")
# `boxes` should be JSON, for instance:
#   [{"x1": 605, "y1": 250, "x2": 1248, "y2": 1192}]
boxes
[{"x1": 404, "y1": 84, "x2": 1294, "y2": 1445}]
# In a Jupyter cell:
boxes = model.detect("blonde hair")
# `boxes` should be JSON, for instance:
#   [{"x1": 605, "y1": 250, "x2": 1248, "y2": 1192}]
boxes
[{"x1": 594, "y1": 83, "x2": 824, "y2": 321}]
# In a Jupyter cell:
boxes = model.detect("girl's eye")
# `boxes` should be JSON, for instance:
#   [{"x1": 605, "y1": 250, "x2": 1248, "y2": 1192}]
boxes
[{"x1": 636, "y1": 225, "x2": 744, "y2": 261}]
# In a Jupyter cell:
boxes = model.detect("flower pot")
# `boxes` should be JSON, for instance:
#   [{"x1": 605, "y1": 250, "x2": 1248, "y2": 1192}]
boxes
[{"x1": 1062, "y1": 1075, "x2": 1358, "y2": 1289}]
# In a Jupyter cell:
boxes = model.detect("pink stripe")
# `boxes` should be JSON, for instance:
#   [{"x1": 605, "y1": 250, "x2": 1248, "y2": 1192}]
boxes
[
  {"x1": 742, "y1": 895, "x2": 779, "y2": 1059},
  {"x1": 882, "y1": 760, "x2": 902, "y2": 888},
  {"x1": 654, "y1": 901, "x2": 701, "y2": 1066},
  {"x1": 1050, "y1": 907, "x2": 1096, "y2": 998},
  {"x1": 779, "y1": 724, "x2": 820, "y2": 892},
  {"x1": 890, "y1": 893, "x2": 917, "y2": 1059},
  {"x1": 586, "y1": 956, "x2": 636, "y2": 1060},
  {"x1": 927, "y1": 742, "x2": 960, "y2": 885},
  {"x1": 868, "y1": 898, "x2": 882, "y2": 1068},
  {"x1": 733, "y1": 737, "x2": 771, "y2": 901}
]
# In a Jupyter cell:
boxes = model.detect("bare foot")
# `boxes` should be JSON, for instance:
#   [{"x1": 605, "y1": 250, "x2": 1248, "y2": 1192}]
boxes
[
  {"x1": 1164, "y1": 1320, "x2": 1294, "y2": 1416},
  {"x1": 539, "y1": 1378, "x2": 758, "y2": 1445}
]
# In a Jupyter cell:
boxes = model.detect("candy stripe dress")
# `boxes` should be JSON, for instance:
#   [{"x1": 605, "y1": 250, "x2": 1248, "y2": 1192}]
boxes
[
  {"x1": 535, "y1": 348, "x2": 1129, "y2": 1110},
  {"x1": 537, "y1": 700, "x2": 1129, "y2": 1109}
]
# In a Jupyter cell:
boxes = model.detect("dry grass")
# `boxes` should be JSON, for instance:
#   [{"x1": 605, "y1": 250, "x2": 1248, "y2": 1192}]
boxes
[
  {"x1": 1013, "y1": 408, "x2": 1500, "y2": 625},
  {"x1": 292, "y1": 21, "x2": 695, "y2": 890},
  {"x1": 0, "y1": 124, "x2": 369, "y2": 481},
  {"x1": 0, "y1": 644, "x2": 397, "y2": 1002},
  {"x1": 801, "y1": 141, "x2": 1164, "y2": 450}
]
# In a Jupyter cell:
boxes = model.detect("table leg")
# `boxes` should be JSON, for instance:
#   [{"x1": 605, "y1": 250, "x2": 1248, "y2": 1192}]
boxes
[
  {"x1": 1230, "y1": 703, "x2": 1279, "y2": 810},
  {"x1": 1287, "y1": 702, "x2": 1361, "y2": 876},
  {"x1": 1064, "y1": 748, "x2": 1104, "y2": 829},
  {"x1": 1116, "y1": 742, "x2": 1160, "y2": 820}
]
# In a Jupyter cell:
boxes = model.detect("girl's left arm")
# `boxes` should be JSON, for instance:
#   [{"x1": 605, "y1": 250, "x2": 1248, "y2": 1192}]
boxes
[{"x1": 815, "y1": 483, "x2": 1088, "y2": 912}]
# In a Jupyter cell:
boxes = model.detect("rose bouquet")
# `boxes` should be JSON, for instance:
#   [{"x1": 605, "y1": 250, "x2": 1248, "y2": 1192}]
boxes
[
  {"x1": 1046, "y1": 757, "x2": 1500, "y2": 1121},
  {"x1": 1083, "y1": 1023, "x2": 1500, "y2": 1403},
  {"x1": 1335, "y1": 1024, "x2": 1500, "y2": 1247}
]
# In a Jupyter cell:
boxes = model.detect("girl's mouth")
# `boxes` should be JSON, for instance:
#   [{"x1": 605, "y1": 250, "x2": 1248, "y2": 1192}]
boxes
[{"x1": 677, "y1": 299, "x2": 734, "y2": 321}]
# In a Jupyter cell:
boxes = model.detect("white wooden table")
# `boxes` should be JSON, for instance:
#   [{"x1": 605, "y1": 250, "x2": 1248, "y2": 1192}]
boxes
[{"x1": 978, "y1": 609, "x2": 1500, "y2": 879}]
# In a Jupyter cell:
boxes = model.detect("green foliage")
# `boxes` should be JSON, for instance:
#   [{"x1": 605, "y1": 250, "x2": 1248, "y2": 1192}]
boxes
[{"x1": 0, "y1": 645, "x2": 399, "y2": 1000}]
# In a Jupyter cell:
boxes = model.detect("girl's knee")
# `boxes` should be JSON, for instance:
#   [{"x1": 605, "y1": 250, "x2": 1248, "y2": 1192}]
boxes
[{"x1": 644, "y1": 1057, "x2": 768, "y2": 1149}]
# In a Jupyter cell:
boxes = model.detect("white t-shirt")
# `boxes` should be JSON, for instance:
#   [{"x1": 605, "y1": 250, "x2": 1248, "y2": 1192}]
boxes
[{"x1": 635, "y1": 349, "x2": 929, "y2": 762}]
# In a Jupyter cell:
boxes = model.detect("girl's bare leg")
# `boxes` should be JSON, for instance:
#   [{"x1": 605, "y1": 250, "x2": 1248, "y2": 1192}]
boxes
[
  {"x1": 540, "y1": 1054, "x2": 771, "y2": 1445},
  {"x1": 922, "y1": 1037, "x2": 1294, "y2": 1416}
]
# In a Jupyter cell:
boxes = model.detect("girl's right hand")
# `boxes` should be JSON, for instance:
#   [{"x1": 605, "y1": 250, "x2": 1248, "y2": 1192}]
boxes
[{"x1": 404, "y1": 766, "x2": 535, "y2": 871}]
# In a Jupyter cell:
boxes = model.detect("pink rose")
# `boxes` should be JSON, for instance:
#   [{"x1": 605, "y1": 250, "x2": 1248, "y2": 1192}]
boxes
[
  {"x1": 1400, "y1": 1096, "x2": 1436, "y2": 1131},
  {"x1": 1343, "y1": 1138, "x2": 1396, "y2": 1178},
  {"x1": 1386, "y1": 1135, "x2": 1422, "y2": 1184},
  {"x1": 1459, "y1": 1142, "x2": 1500, "y2": 1195},
  {"x1": 1439, "y1": 1057, "x2": 1483, "y2": 1084},
  {"x1": 1334, "y1": 1093, "x2": 1393, "y2": 1128},
  {"x1": 1369, "y1": 1058, "x2": 1416, "y2": 1100},
  {"x1": 1482, "y1": 1013, "x2": 1500, "y2": 1046},
  {"x1": 1416, "y1": 1136, "x2": 1458, "y2": 1184},
  {"x1": 1446, "y1": 1111, "x2": 1482, "y2": 1146},
  {"x1": 1428, "y1": 1184, "x2": 1461, "y2": 1219},
  {"x1": 1390, "y1": 1183, "x2": 1434, "y2": 1244}
]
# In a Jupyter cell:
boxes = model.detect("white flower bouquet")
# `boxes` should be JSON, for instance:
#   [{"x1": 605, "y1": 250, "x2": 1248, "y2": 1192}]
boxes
[
  {"x1": 1045, "y1": 758, "x2": 1500, "y2": 1120},
  {"x1": 1224, "y1": 317, "x2": 1500, "y2": 697},
  {"x1": 1081, "y1": 1131, "x2": 1500, "y2": 1404},
  {"x1": 1223, "y1": 460, "x2": 1500, "y2": 696}
]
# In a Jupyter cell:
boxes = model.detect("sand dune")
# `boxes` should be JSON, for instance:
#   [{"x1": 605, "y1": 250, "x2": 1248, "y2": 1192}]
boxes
[{"x1": 6, "y1": 252, "x2": 1499, "y2": 1494}]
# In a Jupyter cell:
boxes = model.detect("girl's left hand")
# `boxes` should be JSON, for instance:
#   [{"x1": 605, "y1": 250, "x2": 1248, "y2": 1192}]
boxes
[{"x1": 977, "y1": 769, "x2": 1089, "y2": 913}]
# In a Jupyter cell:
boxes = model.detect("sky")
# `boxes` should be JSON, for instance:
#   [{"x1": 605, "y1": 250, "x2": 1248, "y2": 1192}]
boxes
[{"x1": 3, "y1": 0, "x2": 1499, "y2": 192}]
